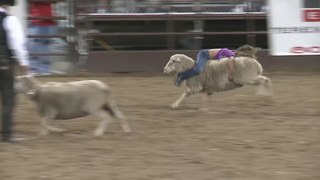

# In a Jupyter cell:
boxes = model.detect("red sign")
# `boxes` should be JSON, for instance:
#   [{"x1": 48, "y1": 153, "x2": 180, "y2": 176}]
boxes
[
  {"x1": 291, "y1": 46, "x2": 320, "y2": 53},
  {"x1": 304, "y1": 10, "x2": 320, "y2": 22}
]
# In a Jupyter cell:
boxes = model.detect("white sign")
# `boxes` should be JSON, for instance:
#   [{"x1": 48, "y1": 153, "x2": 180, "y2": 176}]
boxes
[{"x1": 268, "y1": 0, "x2": 320, "y2": 56}]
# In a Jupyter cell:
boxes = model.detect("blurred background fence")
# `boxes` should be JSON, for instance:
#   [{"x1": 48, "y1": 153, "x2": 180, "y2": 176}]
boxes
[{"x1": 28, "y1": 0, "x2": 279, "y2": 73}]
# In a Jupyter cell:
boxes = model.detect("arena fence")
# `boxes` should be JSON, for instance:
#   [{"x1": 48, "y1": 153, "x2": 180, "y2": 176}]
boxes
[{"x1": 27, "y1": 0, "x2": 320, "y2": 73}]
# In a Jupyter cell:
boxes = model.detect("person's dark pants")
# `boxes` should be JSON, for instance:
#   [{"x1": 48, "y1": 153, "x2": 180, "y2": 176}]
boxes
[{"x1": 0, "y1": 67, "x2": 15, "y2": 142}]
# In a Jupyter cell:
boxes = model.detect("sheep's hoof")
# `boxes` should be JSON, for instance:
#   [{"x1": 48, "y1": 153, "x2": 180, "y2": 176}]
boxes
[
  {"x1": 261, "y1": 95, "x2": 276, "y2": 105},
  {"x1": 122, "y1": 125, "x2": 131, "y2": 133},
  {"x1": 119, "y1": 119, "x2": 131, "y2": 133},
  {"x1": 171, "y1": 103, "x2": 179, "y2": 110},
  {"x1": 94, "y1": 130, "x2": 104, "y2": 137},
  {"x1": 199, "y1": 107, "x2": 210, "y2": 112},
  {"x1": 256, "y1": 86, "x2": 272, "y2": 96},
  {"x1": 52, "y1": 128, "x2": 66, "y2": 134},
  {"x1": 40, "y1": 129, "x2": 49, "y2": 136}
]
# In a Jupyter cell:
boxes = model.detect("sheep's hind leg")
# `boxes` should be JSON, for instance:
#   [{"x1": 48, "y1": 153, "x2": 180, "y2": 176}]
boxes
[
  {"x1": 105, "y1": 99, "x2": 131, "y2": 133},
  {"x1": 240, "y1": 75, "x2": 273, "y2": 96},
  {"x1": 93, "y1": 110, "x2": 111, "y2": 137},
  {"x1": 171, "y1": 90, "x2": 192, "y2": 109},
  {"x1": 118, "y1": 116, "x2": 131, "y2": 133},
  {"x1": 252, "y1": 76, "x2": 273, "y2": 96}
]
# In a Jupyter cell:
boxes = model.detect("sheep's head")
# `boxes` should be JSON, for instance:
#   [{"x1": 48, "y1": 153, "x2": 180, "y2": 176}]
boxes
[
  {"x1": 15, "y1": 75, "x2": 41, "y2": 100},
  {"x1": 235, "y1": 45, "x2": 261, "y2": 59},
  {"x1": 163, "y1": 54, "x2": 195, "y2": 74},
  {"x1": 15, "y1": 75, "x2": 30, "y2": 94},
  {"x1": 15, "y1": 78, "x2": 26, "y2": 94}
]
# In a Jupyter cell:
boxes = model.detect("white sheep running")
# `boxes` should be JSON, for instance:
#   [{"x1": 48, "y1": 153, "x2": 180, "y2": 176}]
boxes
[
  {"x1": 163, "y1": 54, "x2": 273, "y2": 109},
  {"x1": 15, "y1": 75, "x2": 131, "y2": 136}
]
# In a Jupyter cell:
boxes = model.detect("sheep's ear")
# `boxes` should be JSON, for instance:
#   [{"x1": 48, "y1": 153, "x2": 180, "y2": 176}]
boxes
[
  {"x1": 27, "y1": 91, "x2": 35, "y2": 96},
  {"x1": 173, "y1": 57, "x2": 181, "y2": 62},
  {"x1": 27, "y1": 90, "x2": 39, "y2": 100}
]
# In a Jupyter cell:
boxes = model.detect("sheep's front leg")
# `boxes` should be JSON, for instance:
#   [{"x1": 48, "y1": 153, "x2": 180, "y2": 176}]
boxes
[
  {"x1": 39, "y1": 108, "x2": 65, "y2": 135},
  {"x1": 40, "y1": 117, "x2": 51, "y2": 135},
  {"x1": 40, "y1": 122, "x2": 66, "y2": 135},
  {"x1": 93, "y1": 110, "x2": 111, "y2": 137},
  {"x1": 200, "y1": 92, "x2": 213, "y2": 112},
  {"x1": 171, "y1": 90, "x2": 192, "y2": 109}
]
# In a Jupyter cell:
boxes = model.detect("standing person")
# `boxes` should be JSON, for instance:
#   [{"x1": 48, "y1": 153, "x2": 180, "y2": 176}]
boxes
[
  {"x1": 29, "y1": 1, "x2": 56, "y2": 75},
  {"x1": 0, "y1": 0, "x2": 29, "y2": 142}
]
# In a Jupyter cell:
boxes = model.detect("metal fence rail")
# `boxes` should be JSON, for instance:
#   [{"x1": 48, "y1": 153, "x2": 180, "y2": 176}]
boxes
[{"x1": 76, "y1": 0, "x2": 267, "y2": 14}]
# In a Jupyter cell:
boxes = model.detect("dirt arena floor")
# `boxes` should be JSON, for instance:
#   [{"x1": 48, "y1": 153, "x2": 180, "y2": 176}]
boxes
[{"x1": 0, "y1": 72, "x2": 319, "y2": 180}]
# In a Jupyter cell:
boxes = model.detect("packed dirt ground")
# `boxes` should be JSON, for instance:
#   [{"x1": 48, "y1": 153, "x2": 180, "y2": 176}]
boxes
[{"x1": 0, "y1": 72, "x2": 319, "y2": 180}]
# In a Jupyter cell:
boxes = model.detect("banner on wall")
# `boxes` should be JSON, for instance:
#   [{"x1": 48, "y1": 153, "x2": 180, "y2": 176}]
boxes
[{"x1": 268, "y1": 0, "x2": 320, "y2": 56}]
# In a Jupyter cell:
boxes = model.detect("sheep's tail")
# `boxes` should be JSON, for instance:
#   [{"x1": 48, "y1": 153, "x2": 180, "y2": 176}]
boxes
[
  {"x1": 253, "y1": 59, "x2": 263, "y2": 76},
  {"x1": 103, "y1": 93, "x2": 131, "y2": 132}
]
